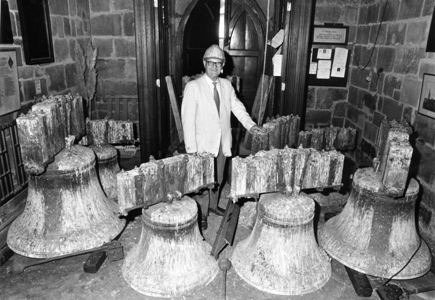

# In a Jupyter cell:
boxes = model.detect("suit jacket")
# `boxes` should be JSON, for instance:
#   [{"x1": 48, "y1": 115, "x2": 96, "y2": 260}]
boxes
[{"x1": 181, "y1": 74, "x2": 255, "y2": 157}]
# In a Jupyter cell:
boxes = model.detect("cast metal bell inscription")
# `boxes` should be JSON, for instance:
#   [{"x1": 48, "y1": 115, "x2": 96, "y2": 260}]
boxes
[
  {"x1": 7, "y1": 145, "x2": 125, "y2": 258},
  {"x1": 319, "y1": 167, "x2": 432, "y2": 279}
]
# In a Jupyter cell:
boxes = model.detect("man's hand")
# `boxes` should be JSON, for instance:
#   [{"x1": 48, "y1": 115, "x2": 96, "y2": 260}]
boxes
[{"x1": 250, "y1": 125, "x2": 267, "y2": 134}]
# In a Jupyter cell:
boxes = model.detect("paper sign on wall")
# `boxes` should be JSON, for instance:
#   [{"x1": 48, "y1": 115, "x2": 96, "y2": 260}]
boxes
[{"x1": 331, "y1": 47, "x2": 348, "y2": 78}]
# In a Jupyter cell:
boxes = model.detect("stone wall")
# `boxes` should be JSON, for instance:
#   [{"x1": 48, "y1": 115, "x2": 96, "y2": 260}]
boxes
[
  {"x1": 307, "y1": 0, "x2": 360, "y2": 130},
  {"x1": 7, "y1": 0, "x2": 92, "y2": 111},
  {"x1": 348, "y1": 0, "x2": 435, "y2": 246},
  {"x1": 89, "y1": 0, "x2": 138, "y2": 119}
]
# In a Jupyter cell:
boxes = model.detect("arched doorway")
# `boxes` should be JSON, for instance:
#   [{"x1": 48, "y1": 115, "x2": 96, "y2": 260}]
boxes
[{"x1": 180, "y1": 0, "x2": 265, "y2": 112}]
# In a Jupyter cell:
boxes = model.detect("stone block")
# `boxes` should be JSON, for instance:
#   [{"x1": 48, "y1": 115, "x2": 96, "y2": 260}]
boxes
[
  {"x1": 356, "y1": 25, "x2": 370, "y2": 44},
  {"x1": 115, "y1": 38, "x2": 136, "y2": 57},
  {"x1": 406, "y1": 21, "x2": 429, "y2": 46},
  {"x1": 397, "y1": 47, "x2": 426, "y2": 75},
  {"x1": 369, "y1": 23, "x2": 387, "y2": 45},
  {"x1": 332, "y1": 117, "x2": 344, "y2": 127},
  {"x1": 419, "y1": 61, "x2": 435, "y2": 78},
  {"x1": 347, "y1": 85, "x2": 362, "y2": 108},
  {"x1": 90, "y1": 0, "x2": 110, "y2": 12},
  {"x1": 102, "y1": 80, "x2": 137, "y2": 95},
  {"x1": 401, "y1": 78, "x2": 422, "y2": 107},
  {"x1": 57, "y1": 16, "x2": 65, "y2": 38},
  {"x1": 358, "y1": 6, "x2": 368, "y2": 25},
  {"x1": 305, "y1": 110, "x2": 332, "y2": 125},
  {"x1": 65, "y1": 63, "x2": 77, "y2": 88},
  {"x1": 346, "y1": 104, "x2": 360, "y2": 124},
  {"x1": 386, "y1": 23, "x2": 406, "y2": 45},
  {"x1": 383, "y1": 0, "x2": 400, "y2": 22},
  {"x1": 46, "y1": 65, "x2": 66, "y2": 92},
  {"x1": 69, "y1": 0, "x2": 77, "y2": 16},
  {"x1": 50, "y1": 16, "x2": 58, "y2": 37},
  {"x1": 383, "y1": 75, "x2": 402, "y2": 98},
  {"x1": 382, "y1": 97, "x2": 404, "y2": 122},
  {"x1": 376, "y1": 72, "x2": 385, "y2": 95},
  {"x1": 363, "y1": 121, "x2": 378, "y2": 143},
  {"x1": 376, "y1": 47, "x2": 395, "y2": 72},
  {"x1": 340, "y1": 6, "x2": 359, "y2": 25},
  {"x1": 314, "y1": 6, "x2": 342, "y2": 23},
  {"x1": 98, "y1": 59, "x2": 126, "y2": 79},
  {"x1": 348, "y1": 25, "x2": 357, "y2": 43},
  {"x1": 114, "y1": 0, "x2": 133, "y2": 10},
  {"x1": 393, "y1": 90, "x2": 401, "y2": 101},
  {"x1": 76, "y1": 0, "x2": 89, "y2": 16},
  {"x1": 54, "y1": 39, "x2": 69, "y2": 62},
  {"x1": 123, "y1": 12, "x2": 135, "y2": 36},
  {"x1": 362, "y1": 91, "x2": 376, "y2": 113},
  {"x1": 349, "y1": 67, "x2": 370, "y2": 90},
  {"x1": 367, "y1": 3, "x2": 380, "y2": 23},
  {"x1": 333, "y1": 101, "x2": 347, "y2": 117},
  {"x1": 19, "y1": 67, "x2": 34, "y2": 79},
  {"x1": 76, "y1": 19, "x2": 84, "y2": 36},
  {"x1": 50, "y1": 0, "x2": 69, "y2": 15},
  {"x1": 91, "y1": 14, "x2": 122, "y2": 36},
  {"x1": 316, "y1": 88, "x2": 347, "y2": 109},
  {"x1": 415, "y1": 114, "x2": 435, "y2": 146},
  {"x1": 307, "y1": 87, "x2": 316, "y2": 109},
  {"x1": 93, "y1": 38, "x2": 114, "y2": 57},
  {"x1": 398, "y1": 0, "x2": 424, "y2": 20},
  {"x1": 373, "y1": 111, "x2": 385, "y2": 127},
  {"x1": 423, "y1": 0, "x2": 435, "y2": 16},
  {"x1": 124, "y1": 59, "x2": 137, "y2": 79},
  {"x1": 64, "y1": 17, "x2": 71, "y2": 36},
  {"x1": 377, "y1": 92, "x2": 384, "y2": 111}
]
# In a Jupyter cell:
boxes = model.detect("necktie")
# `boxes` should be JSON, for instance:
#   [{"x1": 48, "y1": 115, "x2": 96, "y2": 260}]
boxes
[{"x1": 213, "y1": 81, "x2": 220, "y2": 115}]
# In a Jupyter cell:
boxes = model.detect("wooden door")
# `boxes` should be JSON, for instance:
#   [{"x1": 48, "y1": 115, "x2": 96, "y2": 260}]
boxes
[{"x1": 225, "y1": 0, "x2": 264, "y2": 113}]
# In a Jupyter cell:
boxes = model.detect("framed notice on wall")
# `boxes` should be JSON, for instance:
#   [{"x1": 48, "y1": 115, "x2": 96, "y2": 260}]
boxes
[
  {"x1": 0, "y1": 49, "x2": 20, "y2": 116},
  {"x1": 313, "y1": 26, "x2": 348, "y2": 45}
]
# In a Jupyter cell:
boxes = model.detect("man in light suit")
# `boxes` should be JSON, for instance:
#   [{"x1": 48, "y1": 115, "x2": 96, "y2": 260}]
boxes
[{"x1": 181, "y1": 44, "x2": 265, "y2": 230}]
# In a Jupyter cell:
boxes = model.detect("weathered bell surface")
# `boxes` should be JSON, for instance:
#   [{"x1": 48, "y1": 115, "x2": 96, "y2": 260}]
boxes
[
  {"x1": 319, "y1": 167, "x2": 432, "y2": 280},
  {"x1": 7, "y1": 145, "x2": 125, "y2": 258},
  {"x1": 89, "y1": 144, "x2": 120, "y2": 201},
  {"x1": 232, "y1": 192, "x2": 331, "y2": 295},
  {"x1": 122, "y1": 196, "x2": 218, "y2": 298}
]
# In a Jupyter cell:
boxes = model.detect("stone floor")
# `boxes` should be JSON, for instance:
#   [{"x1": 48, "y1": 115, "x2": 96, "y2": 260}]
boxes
[{"x1": 1, "y1": 151, "x2": 434, "y2": 300}]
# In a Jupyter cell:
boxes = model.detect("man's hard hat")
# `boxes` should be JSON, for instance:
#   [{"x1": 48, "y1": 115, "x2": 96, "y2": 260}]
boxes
[{"x1": 203, "y1": 44, "x2": 225, "y2": 62}]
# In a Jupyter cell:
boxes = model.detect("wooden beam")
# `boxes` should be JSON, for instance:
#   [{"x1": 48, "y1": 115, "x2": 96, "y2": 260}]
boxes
[
  {"x1": 134, "y1": 0, "x2": 159, "y2": 162},
  {"x1": 283, "y1": 0, "x2": 315, "y2": 121},
  {"x1": 165, "y1": 76, "x2": 184, "y2": 142}
]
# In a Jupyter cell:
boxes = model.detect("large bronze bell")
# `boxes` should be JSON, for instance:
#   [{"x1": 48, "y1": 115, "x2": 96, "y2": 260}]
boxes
[
  {"x1": 319, "y1": 167, "x2": 432, "y2": 279},
  {"x1": 89, "y1": 144, "x2": 120, "y2": 201},
  {"x1": 122, "y1": 196, "x2": 218, "y2": 298},
  {"x1": 7, "y1": 145, "x2": 125, "y2": 258},
  {"x1": 232, "y1": 192, "x2": 331, "y2": 295}
]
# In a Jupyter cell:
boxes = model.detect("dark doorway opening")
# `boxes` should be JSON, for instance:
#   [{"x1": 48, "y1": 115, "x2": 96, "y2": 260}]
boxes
[{"x1": 183, "y1": 0, "x2": 220, "y2": 77}]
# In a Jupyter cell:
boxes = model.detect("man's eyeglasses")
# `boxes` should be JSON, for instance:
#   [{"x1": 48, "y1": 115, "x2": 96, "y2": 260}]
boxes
[{"x1": 206, "y1": 61, "x2": 223, "y2": 68}]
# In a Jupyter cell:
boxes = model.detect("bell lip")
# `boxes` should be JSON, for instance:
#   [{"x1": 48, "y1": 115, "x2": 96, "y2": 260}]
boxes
[
  {"x1": 122, "y1": 227, "x2": 219, "y2": 297},
  {"x1": 232, "y1": 261, "x2": 331, "y2": 296},
  {"x1": 319, "y1": 223, "x2": 432, "y2": 280}
]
